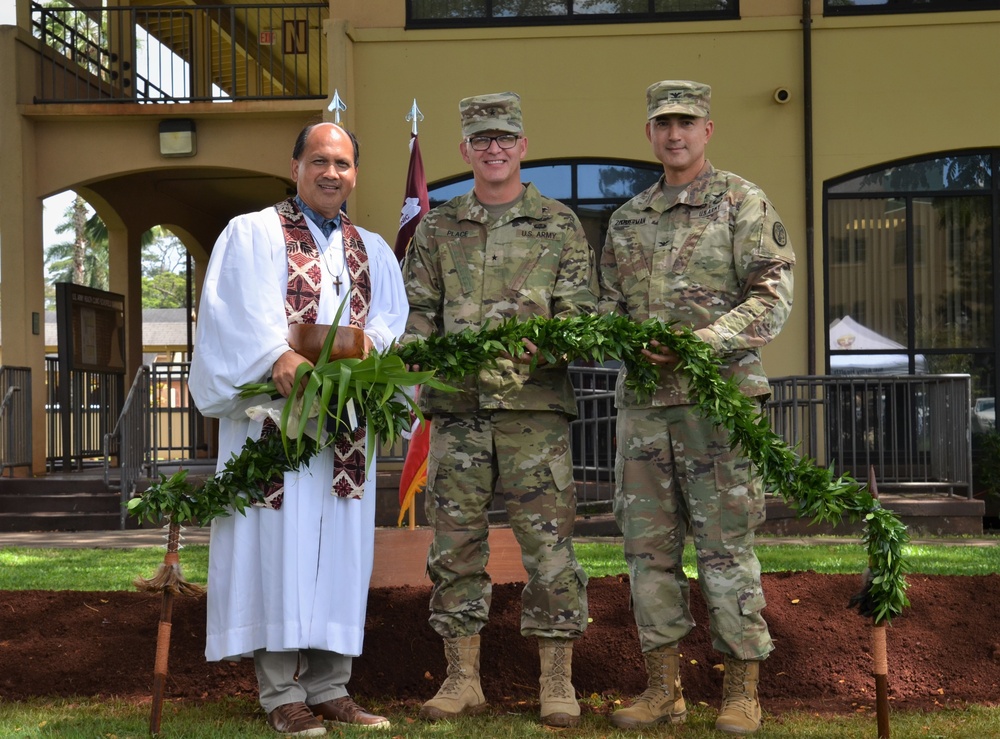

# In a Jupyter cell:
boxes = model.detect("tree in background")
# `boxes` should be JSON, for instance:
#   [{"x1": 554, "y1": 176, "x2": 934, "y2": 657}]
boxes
[
  {"x1": 141, "y1": 231, "x2": 191, "y2": 309},
  {"x1": 44, "y1": 195, "x2": 108, "y2": 304},
  {"x1": 44, "y1": 194, "x2": 191, "y2": 310}
]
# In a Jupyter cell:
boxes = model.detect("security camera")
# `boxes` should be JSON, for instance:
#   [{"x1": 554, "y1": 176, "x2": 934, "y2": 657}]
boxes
[{"x1": 773, "y1": 88, "x2": 791, "y2": 104}]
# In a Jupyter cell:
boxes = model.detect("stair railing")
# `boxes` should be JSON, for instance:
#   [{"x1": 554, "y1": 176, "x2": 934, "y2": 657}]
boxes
[
  {"x1": 0, "y1": 366, "x2": 33, "y2": 477},
  {"x1": 104, "y1": 365, "x2": 153, "y2": 528}
]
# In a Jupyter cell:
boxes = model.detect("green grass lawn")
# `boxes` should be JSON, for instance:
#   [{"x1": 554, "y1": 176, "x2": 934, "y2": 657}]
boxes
[
  {"x1": 2, "y1": 696, "x2": 999, "y2": 738},
  {"x1": 2, "y1": 536, "x2": 999, "y2": 737},
  {"x1": 3, "y1": 538, "x2": 1000, "y2": 590}
]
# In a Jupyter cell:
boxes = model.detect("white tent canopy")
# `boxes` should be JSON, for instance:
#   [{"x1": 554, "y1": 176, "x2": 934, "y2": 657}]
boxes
[{"x1": 829, "y1": 315, "x2": 927, "y2": 374}]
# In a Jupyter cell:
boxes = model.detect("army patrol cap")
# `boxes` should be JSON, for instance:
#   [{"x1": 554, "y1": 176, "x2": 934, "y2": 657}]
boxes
[
  {"x1": 459, "y1": 92, "x2": 523, "y2": 137},
  {"x1": 646, "y1": 80, "x2": 711, "y2": 119}
]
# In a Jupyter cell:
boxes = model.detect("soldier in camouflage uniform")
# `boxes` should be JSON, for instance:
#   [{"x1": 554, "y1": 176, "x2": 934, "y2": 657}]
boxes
[
  {"x1": 401, "y1": 92, "x2": 597, "y2": 728},
  {"x1": 598, "y1": 81, "x2": 795, "y2": 735}
]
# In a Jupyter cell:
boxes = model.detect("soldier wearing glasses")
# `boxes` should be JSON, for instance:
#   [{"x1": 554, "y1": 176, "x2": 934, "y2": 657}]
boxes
[{"x1": 401, "y1": 92, "x2": 598, "y2": 728}]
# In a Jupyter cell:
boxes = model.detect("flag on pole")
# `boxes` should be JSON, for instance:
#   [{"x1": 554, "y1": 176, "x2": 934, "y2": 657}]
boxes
[
  {"x1": 392, "y1": 133, "x2": 429, "y2": 262},
  {"x1": 397, "y1": 409, "x2": 430, "y2": 527},
  {"x1": 396, "y1": 129, "x2": 431, "y2": 525}
]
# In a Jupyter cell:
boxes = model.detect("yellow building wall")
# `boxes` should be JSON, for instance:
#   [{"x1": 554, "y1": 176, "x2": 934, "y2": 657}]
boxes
[
  {"x1": 6, "y1": 1, "x2": 1000, "y2": 472},
  {"x1": 337, "y1": 14, "x2": 808, "y2": 376},
  {"x1": 328, "y1": 6, "x2": 1000, "y2": 381}
]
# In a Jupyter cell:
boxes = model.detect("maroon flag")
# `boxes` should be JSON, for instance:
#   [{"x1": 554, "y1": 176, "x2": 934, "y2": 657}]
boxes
[{"x1": 393, "y1": 133, "x2": 430, "y2": 262}]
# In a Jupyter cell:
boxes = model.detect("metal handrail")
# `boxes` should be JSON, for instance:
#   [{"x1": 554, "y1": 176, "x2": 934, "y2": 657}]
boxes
[
  {"x1": 32, "y1": 2, "x2": 328, "y2": 104},
  {"x1": 0, "y1": 386, "x2": 18, "y2": 420},
  {"x1": 0, "y1": 386, "x2": 18, "y2": 470},
  {"x1": 0, "y1": 366, "x2": 33, "y2": 476},
  {"x1": 104, "y1": 365, "x2": 153, "y2": 527}
]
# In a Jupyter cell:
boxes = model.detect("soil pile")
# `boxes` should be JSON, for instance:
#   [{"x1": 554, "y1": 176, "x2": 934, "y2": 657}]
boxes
[{"x1": 2, "y1": 573, "x2": 999, "y2": 716}]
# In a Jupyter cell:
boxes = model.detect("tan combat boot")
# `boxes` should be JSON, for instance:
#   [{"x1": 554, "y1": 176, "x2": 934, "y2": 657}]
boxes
[
  {"x1": 609, "y1": 645, "x2": 687, "y2": 729},
  {"x1": 419, "y1": 634, "x2": 488, "y2": 720},
  {"x1": 538, "y1": 638, "x2": 580, "y2": 728},
  {"x1": 715, "y1": 656, "x2": 762, "y2": 735}
]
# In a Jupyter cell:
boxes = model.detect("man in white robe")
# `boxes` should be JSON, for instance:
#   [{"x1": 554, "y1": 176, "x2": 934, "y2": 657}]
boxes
[{"x1": 189, "y1": 122, "x2": 407, "y2": 736}]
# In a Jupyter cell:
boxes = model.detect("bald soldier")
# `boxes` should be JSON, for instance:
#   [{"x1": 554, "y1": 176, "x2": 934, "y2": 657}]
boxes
[
  {"x1": 599, "y1": 81, "x2": 794, "y2": 735},
  {"x1": 401, "y1": 92, "x2": 598, "y2": 728}
]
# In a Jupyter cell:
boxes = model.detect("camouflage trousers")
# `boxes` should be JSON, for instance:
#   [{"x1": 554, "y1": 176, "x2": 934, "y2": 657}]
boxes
[
  {"x1": 424, "y1": 410, "x2": 588, "y2": 640},
  {"x1": 614, "y1": 405, "x2": 773, "y2": 661}
]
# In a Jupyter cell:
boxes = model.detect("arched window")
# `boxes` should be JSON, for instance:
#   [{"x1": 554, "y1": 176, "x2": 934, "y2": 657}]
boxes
[
  {"x1": 428, "y1": 158, "x2": 662, "y2": 260},
  {"x1": 824, "y1": 151, "x2": 997, "y2": 400}
]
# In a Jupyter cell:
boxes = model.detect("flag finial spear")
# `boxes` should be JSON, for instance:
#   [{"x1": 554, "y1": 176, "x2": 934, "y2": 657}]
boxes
[
  {"x1": 328, "y1": 89, "x2": 347, "y2": 124},
  {"x1": 406, "y1": 98, "x2": 424, "y2": 136}
]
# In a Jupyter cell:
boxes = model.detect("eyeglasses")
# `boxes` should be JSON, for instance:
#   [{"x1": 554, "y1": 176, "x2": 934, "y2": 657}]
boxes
[{"x1": 466, "y1": 134, "x2": 520, "y2": 151}]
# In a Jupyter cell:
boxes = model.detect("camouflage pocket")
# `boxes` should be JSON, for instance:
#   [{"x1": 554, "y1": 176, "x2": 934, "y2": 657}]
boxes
[
  {"x1": 425, "y1": 426, "x2": 446, "y2": 495},
  {"x1": 680, "y1": 218, "x2": 741, "y2": 295},
  {"x1": 714, "y1": 452, "x2": 763, "y2": 540},
  {"x1": 549, "y1": 446, "x2": 574, "y2": 492},
  {"x1": 738, "y1": 585, "x2": 767, "y2": 616}
]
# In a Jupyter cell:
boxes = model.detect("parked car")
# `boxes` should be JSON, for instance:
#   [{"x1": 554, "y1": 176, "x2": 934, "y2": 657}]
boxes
[{"x1": 972, "y1": 397, "x2": 996, "y2": 434}]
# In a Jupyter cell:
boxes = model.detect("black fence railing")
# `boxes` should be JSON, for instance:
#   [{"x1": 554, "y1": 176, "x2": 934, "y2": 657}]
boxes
[
  {"x1": 569, "y1": 365, "x2": 617, "y2": 506},
  {"x1": 148, "y1": 361, "x2": 206, "y2": 467},
  {"x1": 766, "y1": 374, "x2": 972, "y2": 497},
  {"x1": 31, "y1": 2, "x2": 328, "y2": 104},
  {"x1": 35, "y1": 360, "x2": 973, "y2": 503},
  {"x1": 45, "y1": 357, "x2": 125, "y2": 472},
  {"x1": 0, "y1": 366, "x2": 33, "y2": 477}
]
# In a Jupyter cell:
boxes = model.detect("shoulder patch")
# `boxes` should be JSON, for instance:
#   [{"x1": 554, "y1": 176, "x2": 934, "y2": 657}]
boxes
[{"x1": 773, "y1": 222, "x2": 788, "y2": 247}]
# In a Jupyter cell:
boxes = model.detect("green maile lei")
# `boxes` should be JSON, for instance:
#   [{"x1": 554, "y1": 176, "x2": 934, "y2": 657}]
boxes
[{"x1": 129, "y1": 312, "x2": 909, "y2": 624}]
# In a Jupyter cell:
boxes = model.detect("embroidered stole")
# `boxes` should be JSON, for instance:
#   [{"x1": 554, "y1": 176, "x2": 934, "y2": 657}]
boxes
[{"x1": 258, "y1": 198, "x2": 372, "y2": 509}]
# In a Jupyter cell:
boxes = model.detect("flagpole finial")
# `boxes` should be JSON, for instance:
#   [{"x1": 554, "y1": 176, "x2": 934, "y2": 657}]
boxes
[
  {"x1": 328, "y1": 89, "x2": 347, "y2": 124},
  {"x1": 406, "y1": 98, "x2": 424, "y2": 136}
]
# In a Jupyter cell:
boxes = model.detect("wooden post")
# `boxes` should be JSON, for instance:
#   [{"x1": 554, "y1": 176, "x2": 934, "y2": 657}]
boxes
[
  {"x1": 149, "y1": 581, "x2": 175, "y2": 735},
  {"x1": 868, "y1": 466, "x2": 891, "y2": 738},
  {"x1": 873, "y1": 623, "x2": 890, "y2": 738}
]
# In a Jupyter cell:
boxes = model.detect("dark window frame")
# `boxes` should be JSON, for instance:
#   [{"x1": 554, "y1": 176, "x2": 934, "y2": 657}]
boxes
[
  {"x1": 406, "y1": 1, "x2": 738, "y2": 30},
  {"x1": 428, "y1": 157, "x2": 662, "y2": 210},
  {"x1": 825, "y1": 0, "x2": 1000, "y2": 18},
  {"x1": 823, "y1": 149, "x2": 1000, "y2": 399}
]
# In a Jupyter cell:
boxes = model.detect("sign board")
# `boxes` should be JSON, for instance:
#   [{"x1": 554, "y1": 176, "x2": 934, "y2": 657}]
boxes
[
  {"x1": 260, "y1": 30, "x2": 275, "y2": 45},
  {"x1": 55, "y1": 283, "x2": 126, "y2": 373},
  {"x1": 284, "y1": 19, "x2": 307, "y2": 54}
]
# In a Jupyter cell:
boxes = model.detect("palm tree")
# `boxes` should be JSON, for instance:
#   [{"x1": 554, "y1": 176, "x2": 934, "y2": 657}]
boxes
[
  {"x1": 45, "y1": 195, "x2": 108, "y2": 303},
  {"x1": 44, "y1": 195, "x2": 191, "y2": 310}
]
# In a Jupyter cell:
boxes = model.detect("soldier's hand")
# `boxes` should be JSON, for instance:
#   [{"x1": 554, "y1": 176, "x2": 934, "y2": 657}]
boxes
[
  {"x1": 502, "y1": 338, "x2": 549, "y2": 367},
  {"x1": 642, "y1": 339, "x2": 680, "y2": 367}
]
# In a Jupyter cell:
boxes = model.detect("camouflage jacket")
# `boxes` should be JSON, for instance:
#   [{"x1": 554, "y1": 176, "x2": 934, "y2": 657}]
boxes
[
  {"x1": 403, "y1": 182, "x2": 598, "y2": 416},
  {"x1": 599, "y1": 162, "x2": 795, "y2": 408}
]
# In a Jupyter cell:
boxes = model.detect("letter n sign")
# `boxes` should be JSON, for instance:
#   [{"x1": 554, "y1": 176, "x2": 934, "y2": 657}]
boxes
[{"x1": 283, "y1": 19, "x2": 307, "y2": 55}]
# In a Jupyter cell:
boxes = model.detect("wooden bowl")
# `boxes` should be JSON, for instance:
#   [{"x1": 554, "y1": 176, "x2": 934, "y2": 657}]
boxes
[{"x1": 287, "y1": 323, "x2": 366, "y2": 364}]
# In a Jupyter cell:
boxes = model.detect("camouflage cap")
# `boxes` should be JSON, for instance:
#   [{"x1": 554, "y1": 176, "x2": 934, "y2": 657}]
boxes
[
  {"x1": 646, "y1": 80, "x2": 711, "y2": 119},
  {"x1": 459, "y1": 92, "x2": 523, "y2": 137}
]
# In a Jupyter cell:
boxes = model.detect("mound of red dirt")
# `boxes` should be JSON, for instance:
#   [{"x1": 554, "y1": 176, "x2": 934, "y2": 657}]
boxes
[{"x1": 2, "y1": 573, "x2": 999, "y2": 716}]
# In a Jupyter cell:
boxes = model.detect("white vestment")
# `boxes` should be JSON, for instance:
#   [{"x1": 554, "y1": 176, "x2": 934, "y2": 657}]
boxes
[{"x1": 189, "y1": 205, "x2": 408, "y2": 662}]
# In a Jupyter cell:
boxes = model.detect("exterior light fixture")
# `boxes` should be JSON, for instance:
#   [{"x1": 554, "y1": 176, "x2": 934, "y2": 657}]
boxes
[{"x1": 159, "y1": 119, "x2": 197, "y2": 157}]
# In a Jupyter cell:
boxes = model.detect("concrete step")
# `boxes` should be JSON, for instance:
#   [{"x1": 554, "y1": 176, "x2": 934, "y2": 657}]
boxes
[
  {"x1": 574, "y1": 494, "x2": 986, "y2": 538},
  {"x1": 0, "y1": 477, "x2": 111, "y2": 495},
  {"x1": 0, "y1": 511, "x2": 125, "y2": 533},
  {"x1": 0, "y1": 492, "x2": 121, "y2": 515}
]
